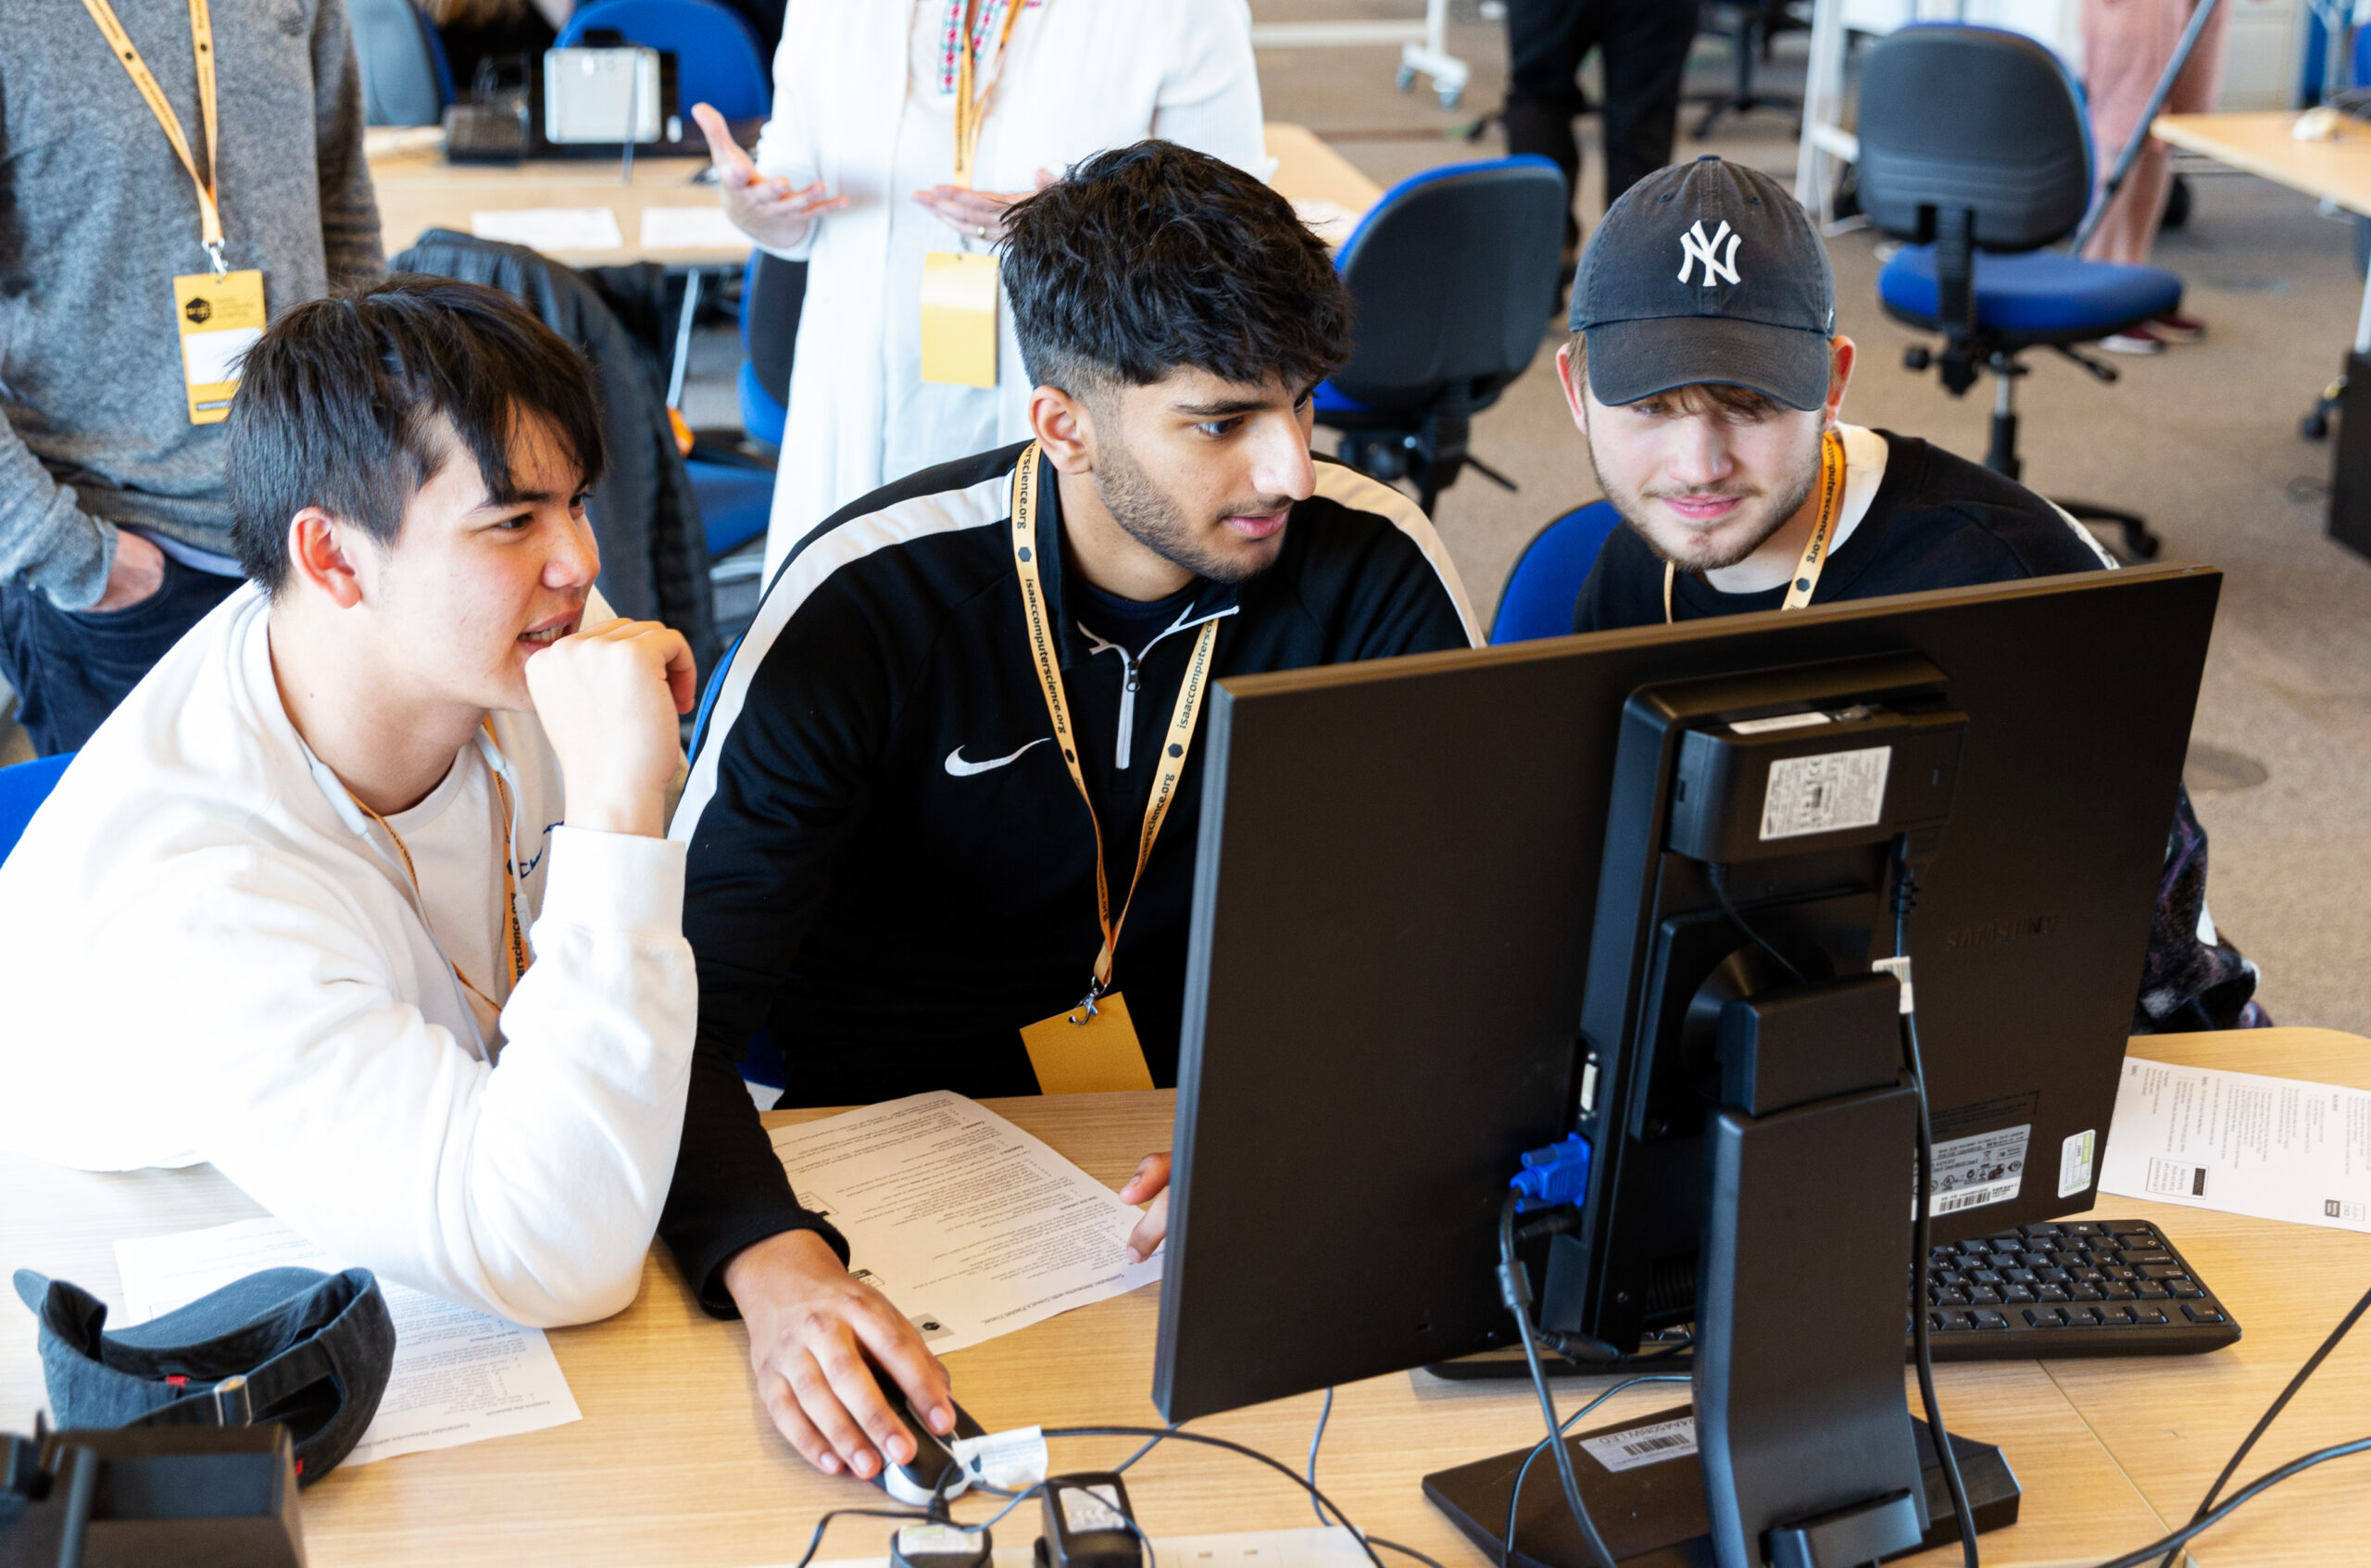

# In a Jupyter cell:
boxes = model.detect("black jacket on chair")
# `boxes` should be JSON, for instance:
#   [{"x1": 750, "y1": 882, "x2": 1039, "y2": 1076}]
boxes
[{"x1": 392, "y1": 231, "x2": 720, "y2": 677}]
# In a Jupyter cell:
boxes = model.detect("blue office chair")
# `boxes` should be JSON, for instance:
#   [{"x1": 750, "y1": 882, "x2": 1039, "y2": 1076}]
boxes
[
  {"x1": 736, "y1": 247, "x2": 804, "y2": 450},
  {"x1": 0, "y1": 752, "x2": 73, "y2": 867},
  {"x1": 1489, "y1": 500, "x2": 1623, "y2": 645},
  {"x1": 558, "y1": 0, "x2": 772, "y2": 120},
  {"x1": 351, "y1": 0, "x2": 456, "y2": 126},
  {"x1": 1317, "y1": 157, "x2": 1568, "y2": 516},
  {"x1": 1859, "y1": 24, "x2": 2177, "y2": 559}
]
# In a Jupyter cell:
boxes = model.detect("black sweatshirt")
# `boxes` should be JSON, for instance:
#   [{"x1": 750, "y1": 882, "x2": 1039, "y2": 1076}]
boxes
[
  {"x1": 1572, "y1": 429, "x2": 2116, "y2": 632},
  {"x1": 659, "y1": 442, "x2": 1480, "y2": 1311}
]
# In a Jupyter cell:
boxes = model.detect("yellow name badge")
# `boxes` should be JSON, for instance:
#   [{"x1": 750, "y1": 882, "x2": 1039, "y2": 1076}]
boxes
[
  {"x1": 172, "y1": 270, "x2": 266, "y2": 425},
  {"x1": 1020, "y1": 991, "x2": 1156, "y2": 1095},
  {"x1": 920, "y1": 251, "x2": 999, "y2": 388}
]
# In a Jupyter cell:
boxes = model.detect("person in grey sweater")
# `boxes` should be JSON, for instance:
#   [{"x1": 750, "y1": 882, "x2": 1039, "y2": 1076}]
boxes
[{"x1": 0, "y1": 0, "x2": 383, "y2": 755}]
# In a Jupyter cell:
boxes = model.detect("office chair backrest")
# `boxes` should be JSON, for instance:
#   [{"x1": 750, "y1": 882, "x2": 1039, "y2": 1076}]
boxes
[
  {"x1": 0, "y1": 752, "x2": 73, "y2": 868},
  {"x1": 350, "y1": 0, "x2": 452, "y2": 126},
  {"x1": 1489, "y1": 499, "x2": 1624, "y2": 645},
  {"x1": 737, "y1": 248, "x2": 806, "y2": 448},
  {"x1": 1857, "y1": 25, "x2": 2091, "y2": 252},
  {"x1": 558, "y1": 0, "x2": 772, "y2": 120},
  {"x1": 1327, "y1": 157, "x2": 1567, "y2": 408}
]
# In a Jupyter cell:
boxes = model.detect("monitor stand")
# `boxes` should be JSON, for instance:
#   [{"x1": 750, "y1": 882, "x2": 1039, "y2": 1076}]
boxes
[
  {"x1": 1430, "y1": 974, "x2": 2023, "y2": 1567},
  {"x1": 1422, "y1": 1410, "x2": 2019, "y2": 1568}
]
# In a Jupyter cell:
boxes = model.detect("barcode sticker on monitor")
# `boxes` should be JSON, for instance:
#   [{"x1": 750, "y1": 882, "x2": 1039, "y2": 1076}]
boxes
[
  {"x1": 1916, "y1": 1123, "x2": 2029, "y2": 1219},
  {"x1": 1759, "y1": 746, "x2": 1891, "y2": 841},
  {"x1": 1577, "y1": 1415, "x2": 1698, "y2": 1474}
]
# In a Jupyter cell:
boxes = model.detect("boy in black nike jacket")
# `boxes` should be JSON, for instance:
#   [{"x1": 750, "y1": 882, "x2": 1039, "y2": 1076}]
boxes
[{"x1": 660, "y1": 142, "x2": 1480, "y2": 1483}]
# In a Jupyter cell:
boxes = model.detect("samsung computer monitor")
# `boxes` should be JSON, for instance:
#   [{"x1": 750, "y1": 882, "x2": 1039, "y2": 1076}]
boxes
[{"x1": 1152, "y1": 564, "x2": 2220, "y2": 1566}]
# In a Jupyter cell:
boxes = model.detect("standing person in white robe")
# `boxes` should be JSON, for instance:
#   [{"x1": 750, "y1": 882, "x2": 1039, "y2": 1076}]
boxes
[{"x1": 691, "y1": 0, "x2": 1264, "y2": 579}]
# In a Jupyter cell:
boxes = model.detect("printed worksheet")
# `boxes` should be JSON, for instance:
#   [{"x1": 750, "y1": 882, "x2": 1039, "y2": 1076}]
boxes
[
  {"x1": 638, "y1": 206, "x2": 746, "y2": 251},
  {"x1": 2098, "y1": 1057, "x2": 2371, "y2": 1233},
  {"x1": 469, "y1": 207, "x2": 624, "y2": 251},
  {"x1": 767, "y1": 1092, "x2": 1161, "y2": 1355},
  {"x1": 113, "y1": 1217, "x2": 582, "y2": 1465}
]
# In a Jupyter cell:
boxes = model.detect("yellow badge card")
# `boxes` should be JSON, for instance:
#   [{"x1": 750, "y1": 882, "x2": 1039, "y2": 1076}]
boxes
[
  {"x1": 1021, "y1": 991, "x2": 1156, "y2": 1095},
  {"x1": 173, "y1": 270, "x2": 266, "y2": 425},
  {"x1": 920, "y1": 251, "x2": 999, "y2": 388}
]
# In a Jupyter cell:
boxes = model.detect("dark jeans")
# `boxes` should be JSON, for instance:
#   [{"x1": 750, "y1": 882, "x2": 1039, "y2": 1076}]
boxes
[
  {"x1": 0, "y1": 549, "x2": 242, "y2": 756},
  {"x1": 1504, "y1": 0, "x2": 1702, "y2": 247}
]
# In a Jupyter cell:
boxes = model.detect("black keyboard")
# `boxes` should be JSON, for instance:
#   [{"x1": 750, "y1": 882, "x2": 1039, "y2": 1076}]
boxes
[
  {"x1": 1426, "y1": 1218, "x2": 2239, "y2": 1382},
  {"x1": 1918, "y1": 1217, "x2": 2239, "y2": 1360}
]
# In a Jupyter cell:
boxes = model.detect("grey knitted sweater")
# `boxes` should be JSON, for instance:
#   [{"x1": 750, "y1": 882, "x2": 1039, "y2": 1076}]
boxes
[{"x1": 0, "y1": 0, "x2": 383, "y2": 608}]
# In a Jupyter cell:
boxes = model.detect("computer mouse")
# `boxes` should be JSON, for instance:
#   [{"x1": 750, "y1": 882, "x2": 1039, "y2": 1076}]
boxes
[{"x1": 867, "y1": 1362, "x2": 986, "y2": 1507}]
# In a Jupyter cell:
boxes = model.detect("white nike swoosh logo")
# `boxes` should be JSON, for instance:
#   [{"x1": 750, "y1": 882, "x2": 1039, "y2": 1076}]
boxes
[{"x1": 944, "y1": 737, "x2": 1051, "y2": 777}]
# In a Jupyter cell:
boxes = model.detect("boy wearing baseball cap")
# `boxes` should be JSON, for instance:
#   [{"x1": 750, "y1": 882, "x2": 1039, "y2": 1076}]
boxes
[{"x1": 1556, "y1": 154, "x2": 2265, "y2": 1035}]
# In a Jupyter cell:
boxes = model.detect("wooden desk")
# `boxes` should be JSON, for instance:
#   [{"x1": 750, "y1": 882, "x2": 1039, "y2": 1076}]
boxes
[
  {"x1": 6, "y1": 1034, "x2": 2364, "y2": 1565},
  {"x1": 365, "y1": 123, "x2": 1385, "y2": 268},
  {"x1": 2152, "y1": 110, "x2": 2371, "y2": 354}
]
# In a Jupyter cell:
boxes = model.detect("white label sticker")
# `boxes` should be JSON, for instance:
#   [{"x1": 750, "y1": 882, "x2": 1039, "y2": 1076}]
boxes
[
  {"x1": 1578, "y1": 1415, "x2": 1698, "y2": 1474},
  {"x1": 1759, "y1": 746, "x2": 1892, "y2": 841},
  {"x1": 1730, "y1": 710, "x2": 1833, "y2": 735},
  {"x1": 897, "y1": 1524, "x2": 985, "y2": 1556},
  {"x1": 1060, "y1": 1482, "x2": 1130, "y2": 1532},
  {"x1": 2146, "y1": 1157, "x2": 2209, "y2": 1198},
  {"x1": 2059, "y1": 1129, "x2": 2098, "y2": 1198},
  {"x1": 182, "y1": 325, "x2": 261, "y2": 387},
  {"x1": 1919, "y1": 1123, "x2": 2029, "y2": 1217},
  {"x1": 951, "y1": 1424, "x2": 1048, "y2": 1489}
]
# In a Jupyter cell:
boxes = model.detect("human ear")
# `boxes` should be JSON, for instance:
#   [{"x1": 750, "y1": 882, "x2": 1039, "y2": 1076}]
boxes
[
  {"x1": 1824, "y1": 335, "x2": 1857, "y2": 429},
  {"x1": 287, "y1": 508, "x2": 367, "y2": 609},
  {"x1": 1028, "y1": 384, "x2": 1098, "y2": 475},
  {"x1": 1555, "y1": 342, "x2": 1590, "y2": 435}
]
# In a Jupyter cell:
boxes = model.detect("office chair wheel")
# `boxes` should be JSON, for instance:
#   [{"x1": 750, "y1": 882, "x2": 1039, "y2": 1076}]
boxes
[
  {"x1": 1437, "y1": 85, "x2": 1463, "y2": 109},
  {"x1": 1398, "y1": 65, "x2": 1417, "y2": 92},
  {"x1": 2303, "y1": 408, "x2": 2331, "y2": 442}
]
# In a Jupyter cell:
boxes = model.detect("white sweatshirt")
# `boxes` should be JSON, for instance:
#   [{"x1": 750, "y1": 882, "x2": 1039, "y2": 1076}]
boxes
[{"x1": 0, "y1": 585, "x2": 696, "y2": 1327}]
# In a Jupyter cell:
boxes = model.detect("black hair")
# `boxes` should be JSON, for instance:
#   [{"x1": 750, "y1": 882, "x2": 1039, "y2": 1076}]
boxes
[
  {"x1": 225, "y1": 275, "x2": 608, "y2": 594},
  {"x1": 1000, "y1": 140, "x2": 1352, "y2": 402}
]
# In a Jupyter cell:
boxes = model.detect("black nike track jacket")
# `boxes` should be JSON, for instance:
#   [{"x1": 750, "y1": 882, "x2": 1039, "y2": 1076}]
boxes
[{"x1": 659, "y1": 442, "x2": 1481, "y2": 1310}]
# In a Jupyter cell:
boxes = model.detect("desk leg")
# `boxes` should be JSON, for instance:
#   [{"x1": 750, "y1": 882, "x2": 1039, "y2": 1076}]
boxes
[{"x1": 668, "y1": 268, "x2": 704, "y2": 411}]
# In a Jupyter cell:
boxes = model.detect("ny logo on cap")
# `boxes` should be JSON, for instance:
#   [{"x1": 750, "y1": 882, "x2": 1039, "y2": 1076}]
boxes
[{"x1": 1676, "y1": 220, "x2": 1742, "y2": 287}]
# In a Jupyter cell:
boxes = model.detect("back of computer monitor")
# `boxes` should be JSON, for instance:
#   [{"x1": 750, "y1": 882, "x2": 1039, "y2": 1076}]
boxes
[{"x1": 1152, "y1": 565, "x2": 2219, "y2": 1424}]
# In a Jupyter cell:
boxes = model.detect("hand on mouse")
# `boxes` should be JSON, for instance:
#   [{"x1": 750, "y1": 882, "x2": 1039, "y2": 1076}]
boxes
[{"x1": 722, "y1": 1229, "x2": 954, "y2": 1479}]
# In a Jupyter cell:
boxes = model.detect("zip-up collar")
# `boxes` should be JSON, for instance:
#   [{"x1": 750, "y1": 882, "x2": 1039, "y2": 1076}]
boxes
[
  {"x1": 1025, "y1": 445, "x2": 1247, "y2": 670},
  {"x1": 1077, "y1": 598, "x2": 1242, "y2": 771}
]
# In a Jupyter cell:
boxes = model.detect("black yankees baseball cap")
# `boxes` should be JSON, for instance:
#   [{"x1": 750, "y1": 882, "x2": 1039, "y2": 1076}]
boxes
[{"x1": 1568, "y1": 156, "x2": 1837, "y2": 411}]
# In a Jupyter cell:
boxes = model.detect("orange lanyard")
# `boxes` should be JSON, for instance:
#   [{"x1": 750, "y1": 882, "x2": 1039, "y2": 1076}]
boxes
[
  {"x1": 81, "y1": 0, "x2": 227, "y2": 275},
  {"x1": 1664, "y1": 428, "x2": 1847, "y2": 624},
  {"x1": 951, "y1": 0, "x2": 1025, "y2": 190},
  {"x1": 352, "y1": 721, "x2": 532, "y2": 1017},
  {"x1": 1008, "y1": 443, "x2": 1220, "y2": 1003}
]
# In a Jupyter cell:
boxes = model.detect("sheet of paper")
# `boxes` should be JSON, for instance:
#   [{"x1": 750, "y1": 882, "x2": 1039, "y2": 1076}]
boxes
[
  {"x1": 113, "y1": 1216, "x2": 582, "y2": 1466},
  {"x1": 638, "y1": 205, "x2": 746, "y2": 251},
  {"x1": 2098, "y1": 1057, "x2": 2371, "y2": 1233},
  {"x1": 767, "y1": 1091, "x2": 1160, "y2": 1355},
  {"x1": 469, "y1": 207, "x2": 624, "y2": 252}
]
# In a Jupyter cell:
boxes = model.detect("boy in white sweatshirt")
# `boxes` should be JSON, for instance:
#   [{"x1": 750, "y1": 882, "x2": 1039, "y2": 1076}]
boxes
[{"x1": 0, "y1": 278, "x2": 700, "y2": 1327}]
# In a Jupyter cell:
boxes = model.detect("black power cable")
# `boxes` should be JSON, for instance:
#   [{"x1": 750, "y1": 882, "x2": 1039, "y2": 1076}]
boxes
[
  {"x1": 1892, "y1": 834, "x2": 1979, "y2": 1568},
  {"x1": 1500, "y1": 1373, "x2": 1691, "y2": 1566},
  {"x1": 1498, "y1": 1191, "x2": 1620, "y2": 1568},
  {"x1": 2151, "y1": 1280, "x2": 2371, "y2": 1568}
]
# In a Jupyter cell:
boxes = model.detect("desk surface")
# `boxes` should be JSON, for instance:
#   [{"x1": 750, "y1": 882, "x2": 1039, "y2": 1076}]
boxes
[
  {"x1": 4, "y1": 1027, "x2": 2364, "y2": 1566},
  {"x1": 2151, "y1": 111, "x2": 2371, "y2": 219},
  {"x1": 366, "y1": 122, "x2": 1386, "y2": 269}
]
